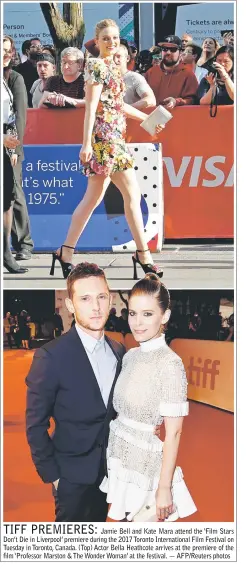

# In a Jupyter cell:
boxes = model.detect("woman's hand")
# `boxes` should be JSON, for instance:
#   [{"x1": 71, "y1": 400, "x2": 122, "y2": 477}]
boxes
[
  {"x1": 223, "y1": 31, "x2": 234, "y2": 47},
  {"x1": 213, "y1": 62, "x2": 230, "y2": 82},
  {"x1": 155, "y1": 486, "x2": 174, "y2": 521},
  {"x1": 3, "y1": 134, "x2": 20, "y2": 149},
  {"x1": 155, "y1": 123, "x2": 165, "y2": 134},
  {"x1": 205, "y1": 72, "x2": 216, "y2": 86},
  {"x1": 154, "y1": 422, "x2": 164, "y2": 440},
  {"x1": 79, "y1": 144, "x2": 93, "y2": 164},
  {"x1": 10, "y1": 153, "x2": 18, "y2": 167}
]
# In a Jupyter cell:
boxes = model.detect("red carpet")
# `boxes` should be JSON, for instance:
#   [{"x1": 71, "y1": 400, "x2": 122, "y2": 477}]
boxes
[{"x1": 3, "y1": 349, "x2": 234, "y2": 522}]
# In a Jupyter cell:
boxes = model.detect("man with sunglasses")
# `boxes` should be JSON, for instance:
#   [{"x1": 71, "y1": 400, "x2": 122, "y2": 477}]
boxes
[{"x1": 145, "y1": 35, "x2": 198, "y2": 109}]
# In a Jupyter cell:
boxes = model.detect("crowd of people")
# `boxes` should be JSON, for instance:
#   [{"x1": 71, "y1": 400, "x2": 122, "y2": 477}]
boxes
[
  {"x1": 103, "y1": 303, "x2": 234, "y2": 342},
  {"x1": 4, "y1": 30, "x2": 235, "y2": 111},
  {"x1": 3, "y1": 308, "x2": 64, "y2": 349},
  {"x1": 3, "y1": 27, "x2": 234, "y2": 274},
  {"x1": 166, "y1": 309, "x2": 234, "y2": 343},
  {"x1": 3, "y1": 302, "x2": 234, "y2": 348}
]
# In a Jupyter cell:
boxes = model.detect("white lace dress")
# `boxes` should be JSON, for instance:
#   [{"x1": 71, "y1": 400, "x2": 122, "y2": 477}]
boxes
[{"x1": 100, "y1": 335, "x2": 197, "y2": 521}]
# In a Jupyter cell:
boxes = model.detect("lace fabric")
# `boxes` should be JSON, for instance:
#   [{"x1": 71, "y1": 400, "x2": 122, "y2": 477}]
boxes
[
  {"x1": 100, "y1": 341, "x2": 196, "y2": 520},
  {"x1": 108, "y1": 344, "x2": 188, "y2": 483}
]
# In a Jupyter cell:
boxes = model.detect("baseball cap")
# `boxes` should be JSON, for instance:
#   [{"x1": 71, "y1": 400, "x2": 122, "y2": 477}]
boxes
[
  {"x1": 158, "y1": 35, "x2": 182, "y2": 49},
  {"x1": 128, "y1": 41, "x2": 138, "y2": 51},
  {"x1": 36, "y1": 52, "x2": 55, "y2": 65}
]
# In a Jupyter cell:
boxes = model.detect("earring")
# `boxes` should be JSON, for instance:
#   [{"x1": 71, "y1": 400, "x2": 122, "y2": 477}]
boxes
[{"x1": 162, "y1": 309, "x2": 171, "y2": 325}]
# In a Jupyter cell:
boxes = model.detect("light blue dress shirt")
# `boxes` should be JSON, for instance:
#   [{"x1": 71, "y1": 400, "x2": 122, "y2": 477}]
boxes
[{"x1": 75, "y1": 324, "x2": 117, "y2": 407}]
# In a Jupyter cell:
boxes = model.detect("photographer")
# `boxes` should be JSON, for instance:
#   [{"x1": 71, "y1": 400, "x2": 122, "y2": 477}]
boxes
[{"x1": 197, "y1": 46, "x2": 234, "y2": 105}]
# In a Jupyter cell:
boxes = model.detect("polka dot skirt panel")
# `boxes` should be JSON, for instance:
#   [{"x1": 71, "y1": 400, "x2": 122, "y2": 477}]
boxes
[{"x1": 111, "y1": 143, "x2": 164, "y2": 252}]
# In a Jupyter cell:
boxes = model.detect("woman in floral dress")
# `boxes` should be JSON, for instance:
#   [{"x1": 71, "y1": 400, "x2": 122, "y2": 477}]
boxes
[{"x1": 53, "y1": 19, "x2": 164, "y2": 279}]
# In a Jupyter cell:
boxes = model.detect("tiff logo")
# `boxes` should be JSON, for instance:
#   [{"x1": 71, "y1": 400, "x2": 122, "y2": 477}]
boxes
[{"x1": 187, "y1": 357, "x2": 220, "y2": 390}]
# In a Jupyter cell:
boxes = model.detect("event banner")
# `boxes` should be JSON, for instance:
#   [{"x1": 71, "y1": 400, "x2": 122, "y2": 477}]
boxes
[
  {"x1": 23, "y1": 106, "x2": 234, "y2": 241},
  {"x1": 175, "y1": 2, "x2": 234, "y2": 45},
  {"x1": 170, "y1": 339, "x2": 234, "y2": 412},
  {"x1": 22, "y1": 143, "x2": 163, "y2": 252}
]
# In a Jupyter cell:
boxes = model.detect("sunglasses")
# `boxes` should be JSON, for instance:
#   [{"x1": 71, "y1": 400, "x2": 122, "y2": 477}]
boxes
[{"x1": 162, "y1": 46, "x2": 179, "y2": 53}]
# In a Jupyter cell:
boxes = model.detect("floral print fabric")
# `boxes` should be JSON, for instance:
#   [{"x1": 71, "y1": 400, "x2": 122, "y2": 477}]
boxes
[{"x1": 82, "y1": 57, "x2": 134, "y2": 176}]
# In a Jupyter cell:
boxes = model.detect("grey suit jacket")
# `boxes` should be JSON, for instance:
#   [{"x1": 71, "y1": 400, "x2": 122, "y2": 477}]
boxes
[{"x1": 7, "y1": 69, "x2": 27, "y2": 161}]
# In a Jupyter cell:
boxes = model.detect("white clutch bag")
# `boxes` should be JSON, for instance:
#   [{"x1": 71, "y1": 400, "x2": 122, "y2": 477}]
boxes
[
  {"x1": 133, "y1": 467, "x2": 197, "y2": 522},
  {"x1": 140, "y1": 105, "x2": 173, "y2": 136},
  {"x1": 133, "y1": 503, "x2": 179, "y2": 522}
]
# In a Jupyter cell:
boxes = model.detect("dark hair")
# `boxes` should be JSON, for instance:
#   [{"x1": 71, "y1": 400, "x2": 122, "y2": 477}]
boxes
[
  {"x1": 216, "y1": 45, "x2": 234, "y2": 61},
  {"x1": 42, "y1": 44, "x2": 57, "y2": 62},
  {"x1": 186, "y1": 42, "x2": 202, "y2": 62},
  {"x1": 120, "y1": 38, "x2": 133, "y2": 60},
  {"x1": 135, "y1": 50, "x2": 153, "y2": 73},
  {"x1": 67, "y1": 262, "x2": 108, "y2": 299},
  {"x1": 21, "y1": 39, "x2": 31, "y2": 55},
  {"x1": 30, "y1": 37, "x2": 41, "y2": 44},
  {"x1": 129, "y1": 273, "x2": 170, "y2": 313},
  {"x1": 216, "y1": 45, "x2": 234, "y2": 76}
]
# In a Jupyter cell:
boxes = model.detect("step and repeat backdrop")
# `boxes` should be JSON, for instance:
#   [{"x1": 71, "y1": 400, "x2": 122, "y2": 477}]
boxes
[
  {"x1": 23, "y1": 105, "x2": 233, "y2": 251},
  {"x1": 22, "y1": 142, "x2": 163, "y2": 252}
]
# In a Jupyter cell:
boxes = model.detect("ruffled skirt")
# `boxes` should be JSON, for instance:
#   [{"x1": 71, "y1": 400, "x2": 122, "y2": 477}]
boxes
[{"x1": 100, "y1": 415, "x2": 197, "y2": 522}]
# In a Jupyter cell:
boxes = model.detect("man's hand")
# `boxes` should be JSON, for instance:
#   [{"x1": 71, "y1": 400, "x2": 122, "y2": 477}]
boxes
[
  {"x1": 45, "y1": 92, "x2": 76, "y2": 107},
  {"x1": 53, "y1": 478, "x2": 60, "y2": 491},
  {"x1": 162, "y1": 97, "x2": 177, "y2": 109},
  {"x1": 45, "y1": 92, "x2": 60, "y2": 106},
  {"x1": 11, "y1": 153, "x2": 18, "y2": 167},
  {"x1": 3, "y1": 134, "x2": 20, "y2": 149}
]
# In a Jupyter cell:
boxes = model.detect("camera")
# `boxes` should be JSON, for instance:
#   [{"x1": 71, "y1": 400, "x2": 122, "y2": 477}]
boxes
[
  {"x1": 205, "y1": 64, "x2": 220, "y2": 78},
  {"x1": 201, "y1": 58, "x2": 219, "y2": 78}
]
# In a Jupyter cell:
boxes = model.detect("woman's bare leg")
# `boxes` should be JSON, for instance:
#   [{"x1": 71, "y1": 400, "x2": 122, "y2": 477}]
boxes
[
  {"x1": 58, "y1": 175, "x2": 110, "y2": 262},
  {"x1": 111, "y1": 169, "x2": 153, "y2": 264}
]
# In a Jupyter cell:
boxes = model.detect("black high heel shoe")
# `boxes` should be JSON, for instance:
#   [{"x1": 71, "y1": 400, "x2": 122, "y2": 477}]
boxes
[
  {"x1": 132, "y1": 249, "x2": 163, "y2": 280},
  {"x1": 50, "y1": 245, "x2": 75, "y2": 278}
]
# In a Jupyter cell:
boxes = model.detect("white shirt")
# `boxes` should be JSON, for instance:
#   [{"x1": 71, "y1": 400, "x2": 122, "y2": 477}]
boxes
[
  {"x1": 195, "y1": 66, "x2": 208, "y2": 83},
  {"x1": 75, "y1": 324, "x2": 117, "y2": 407},
  {"x1": 30, "y1": 79, "x2": 44, "y2": 108},
  {"x1": 123, "y1": 71, "x2": 150, "y2": 104}
]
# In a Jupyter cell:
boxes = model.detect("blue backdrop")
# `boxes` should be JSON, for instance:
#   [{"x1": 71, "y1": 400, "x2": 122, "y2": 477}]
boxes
[{"x1": 23, "y1": 145, "x2": 149, "y2": 251}]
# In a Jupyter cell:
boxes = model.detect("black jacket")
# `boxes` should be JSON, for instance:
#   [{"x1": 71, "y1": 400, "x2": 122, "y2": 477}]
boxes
[
  {"x1": 26, "y1": 326, "x2": 125, "y2": 485},
  {"x1": 14, "y1": 59, "x2": 38, "y2": 108},
  {"x1": 7, "y1": 69, "x2": 27, "y2": 161}
]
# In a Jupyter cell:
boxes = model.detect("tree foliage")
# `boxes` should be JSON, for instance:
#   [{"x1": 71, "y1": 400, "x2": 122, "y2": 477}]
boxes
[{"x1": 40, "y1": 3, "x2": 85, "y2": 50}]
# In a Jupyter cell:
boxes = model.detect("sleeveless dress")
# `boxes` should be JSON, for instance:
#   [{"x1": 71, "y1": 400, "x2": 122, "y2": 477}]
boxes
[
  {"x1": 100, "y1": 335, "x2": 197, "y2": 521},
  {"x1": 82, "y1": 57, "x2": 134, "y2": 177}
]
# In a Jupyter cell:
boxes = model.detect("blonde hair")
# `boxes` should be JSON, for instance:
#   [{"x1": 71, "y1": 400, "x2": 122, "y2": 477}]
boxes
[{"x1": 95, "y1": 19, "x2": 119, "y2": 39}]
